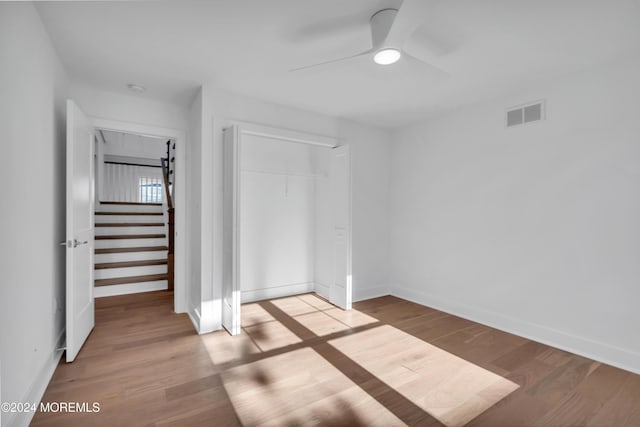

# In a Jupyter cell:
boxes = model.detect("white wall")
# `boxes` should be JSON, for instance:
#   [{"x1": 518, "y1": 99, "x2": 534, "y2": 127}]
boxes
[
  {"x1": 101, "y1": 131, "x2": 168, "y2": 160},
  {"x1": 186, "y1": 86, "x2": 217, "y2": 333},
  {"x1": 204, "y1": 88, "x2": 391, "y2": 329},
  {"x1": 70, "y1": 84, "x2": 188, "y2": 131},
  {"x1": 390, "y1": 56, "x2": 640, "y2": 374},
  {"x1": 0, "y1": 4, "x2": 69, "y2": 426},
  {"x1": 240, "y1": 135, "x2": 321, "y2": 302},
  {"x1": 101, "y1": 163, "x2": 163, "y2": 203}
]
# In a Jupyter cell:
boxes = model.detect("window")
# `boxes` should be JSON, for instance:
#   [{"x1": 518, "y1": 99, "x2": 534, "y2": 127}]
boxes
[{"x1": 139, "y1": 176, "x2": 163, "y2": 203}]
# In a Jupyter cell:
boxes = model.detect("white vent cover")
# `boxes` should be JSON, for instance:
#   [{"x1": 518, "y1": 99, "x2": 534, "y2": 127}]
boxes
[{"x1": 506, "y1": 100, "x2": 545, "y2": 127}]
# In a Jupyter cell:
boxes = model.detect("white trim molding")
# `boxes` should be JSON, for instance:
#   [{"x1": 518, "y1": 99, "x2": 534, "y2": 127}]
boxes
[
  {"x1": 233, "y1": 121, "x2": 338, "y2": 148},
  {"x1": 353, "y1": 286, "x2": 390, "y2": 303},
  {"x1": 391, "y1": 286, "x2": 640, "y2": 375},
  {"x1": 241, "y1": 282, "x2": 315, "y2": 304}
]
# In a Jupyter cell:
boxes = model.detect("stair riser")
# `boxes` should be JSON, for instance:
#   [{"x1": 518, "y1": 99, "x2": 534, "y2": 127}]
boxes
[
  {"x1": 94, "y1": 264, "x2": 167, "y2": 280},
  {"x1": 95, "y1": 251, "x2": 168, "y2": 263},
  {"x1": 94, "y1": 215, "x2": 165, "y2": 223},
  {"x1": 95, "y1": 238, "x2": 167, "y2": 249},
  {"x1": 95, "y1": 226, "x2": 166, "y2": 236},
  {"x1": 94, "y1": 280, "x2": 168, "y2": 298},
  {"x1": 97, "y1": 204, "x2": 163, "y2": 213}
]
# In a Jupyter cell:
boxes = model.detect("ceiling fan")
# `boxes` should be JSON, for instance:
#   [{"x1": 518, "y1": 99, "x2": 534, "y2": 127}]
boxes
[{"x1": 290, "y1": 0, "x2": 447, "y2": 73}]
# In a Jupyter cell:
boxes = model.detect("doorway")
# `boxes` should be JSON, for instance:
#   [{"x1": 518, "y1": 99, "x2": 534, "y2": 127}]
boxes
[
  {"x1": 65, "y1": 101, "x2": 187, "y2": 362},
  {"x1": 90, "y1": 117, "x2": 187, "y2": 315},
  {"x1": 93, "y1": 129, "x2": 175, "y2": 298},
  {"x1": 222, "y1": 123, "x2": 352, "y2": 336}
]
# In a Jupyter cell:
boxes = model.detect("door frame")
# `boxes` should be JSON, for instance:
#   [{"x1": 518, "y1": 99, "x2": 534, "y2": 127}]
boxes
[
  {"x1": 90, "y1": 117, "x2": 187, "y2": 314},
  {"x1": 223, "y1": 122, "x2": 349, "y2": 334}
]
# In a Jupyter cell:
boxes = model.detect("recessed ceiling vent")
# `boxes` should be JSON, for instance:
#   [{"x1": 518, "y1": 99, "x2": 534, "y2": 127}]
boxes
[{"x1": 506, "y1": 100, "x2": 545, "y2": 127}]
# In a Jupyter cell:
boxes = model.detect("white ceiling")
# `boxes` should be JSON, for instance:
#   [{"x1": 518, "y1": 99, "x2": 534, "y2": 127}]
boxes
[
  {"x1": 37, "y1": 0, "x2": 640, "y2": 129},
  {"x1": 100, "y1": 130, "x2": 167, "y2": 159}
]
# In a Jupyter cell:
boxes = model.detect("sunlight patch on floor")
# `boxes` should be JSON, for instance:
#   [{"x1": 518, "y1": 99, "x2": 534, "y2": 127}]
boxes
[
  {"x1": 271, "y1": 295, "x2": 319, "y2": 316},
  {"x1": 243, "y1": 320, "x2": 303, "y2": 352},
  {"x1": 220, "y1": 347, "x2": 404, "y2": 426},
  {"x1": 329, "y1": 324, "x2": 520, "y2": 427},
  {"x1": 200, "y1": 330, "x2": 261, "y2": 365}
]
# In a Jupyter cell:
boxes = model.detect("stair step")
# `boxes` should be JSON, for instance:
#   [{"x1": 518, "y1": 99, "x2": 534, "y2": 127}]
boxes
[
  {"x1": 95, "y1": 204, "x2": 163, "y2": 214},
  {"x1": 95, "y1": 264, "x2": 167, "y2": 280},
  {"x1": 95, "y1": 259, "x2": 167, "y2": 269},
  {"x1": 95, "y1": 223, "x2": 165, "y2": 227},
  {"x1": 94, "y1": 280, "x2": 168, "y2": 298},
  {"x1": 95, "y1": 273, "x2": 168, "y2": 287},
  {"x1": 96, "y1": 234, "x2": 165, "y2": 240},
  {"x1": 96, "y1": 211, "x2": 163, "y2": 216},
  {"x1": 95, "y1": 251, "x2": 167, "y2": 263},
  {"x1": 100, "y1": 201, "x2": 162, "y2": 206},
  {"x1": 96, "y1": 246, "x2": 168, "y2": 254}
]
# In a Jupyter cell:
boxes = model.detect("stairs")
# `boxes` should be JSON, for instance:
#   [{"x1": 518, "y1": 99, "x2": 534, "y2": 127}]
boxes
[{"x1": 94, "y1": 201, "x2": 169, "y2": 297}]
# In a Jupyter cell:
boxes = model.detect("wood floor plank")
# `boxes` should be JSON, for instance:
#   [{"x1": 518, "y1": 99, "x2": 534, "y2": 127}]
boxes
[{"x1": 32, "y1": 291, "x2": 640, "y2": 427}]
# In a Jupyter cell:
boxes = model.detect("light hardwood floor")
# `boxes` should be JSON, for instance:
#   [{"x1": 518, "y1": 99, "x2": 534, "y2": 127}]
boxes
[{"x1": 32, "y1": 291, "x2": 640, "y2": 426}]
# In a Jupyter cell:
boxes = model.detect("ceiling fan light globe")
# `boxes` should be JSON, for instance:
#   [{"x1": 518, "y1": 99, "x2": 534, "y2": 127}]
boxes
[{"x1": 373, "y1": 48, "x2": 401, "y2": 65}]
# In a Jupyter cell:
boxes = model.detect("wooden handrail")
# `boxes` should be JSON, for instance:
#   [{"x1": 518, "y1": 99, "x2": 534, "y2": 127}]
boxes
[
  {"x1": 160, "y1": 158, "x2": 173, "y2": 210},
  {"x1": 161, "y1": 156, "x2": 175, "y2": 291}
]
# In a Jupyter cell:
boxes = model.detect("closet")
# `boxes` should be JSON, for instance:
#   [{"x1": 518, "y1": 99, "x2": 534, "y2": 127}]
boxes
[{"x1": 222, "y1": 124, "x2": 351, "y2": 335}]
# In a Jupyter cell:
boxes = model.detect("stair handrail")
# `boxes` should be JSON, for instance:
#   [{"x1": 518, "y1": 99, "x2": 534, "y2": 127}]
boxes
[
  {"x1": 161, "y1": 154, "x2": 174, "y2": 291},
  {"x1": 160, "y1": 157, "x2": 173, "y2": 210}
]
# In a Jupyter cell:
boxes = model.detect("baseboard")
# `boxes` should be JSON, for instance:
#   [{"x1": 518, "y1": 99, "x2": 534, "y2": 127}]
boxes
[
  {"x1": 198, "y1": 300, "x2": 220, "y2": 334},
  {"x1": 188, "y1": 305, "x2": 201, "y2": 333},
  {"x1": 353, "y1": 285, "x2": 390, "y2": 302},
  {"x1": 7, "y1": 329, "x2": 65, "y2": 427},
  {"x1": 314, "y1": 282, "x2": 330, "y2": 299},
  {"x1": 241, "y1": 282, "x2": 314, "y2": 303},
  {"x1": 94, "y1": 280, "x2": 168, "y2": 298},
  {"x1": 392, "y1": 286, "x2": 640, "y2": 375}
]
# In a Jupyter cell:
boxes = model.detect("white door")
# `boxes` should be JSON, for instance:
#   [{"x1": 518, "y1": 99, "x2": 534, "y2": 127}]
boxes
[
  {"x1": 329, "y1": 145, "x2": 352, "y2": 310},
  {"x1": 222, "y1": 126, "x2": 241, "y2": 335},
  {"x1": 65, "y1": 100, "x2": 95, "y2": 362}
]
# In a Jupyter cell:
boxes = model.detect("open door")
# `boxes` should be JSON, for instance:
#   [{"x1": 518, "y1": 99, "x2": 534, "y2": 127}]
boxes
[
  {"x1": 222, "y1": 126, "x2": 241, "y2": 335},
  {"x1": 65, "y1": 100, "x2": 95, "y2": 362},
  {"x1": 329, "y1": 145, "x2": 352, "y2": 310}
]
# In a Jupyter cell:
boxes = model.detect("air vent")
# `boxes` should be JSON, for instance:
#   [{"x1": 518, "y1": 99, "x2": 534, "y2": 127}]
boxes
[{"x1": 506, "y1": 100, "x2": 545, "y2": 127}]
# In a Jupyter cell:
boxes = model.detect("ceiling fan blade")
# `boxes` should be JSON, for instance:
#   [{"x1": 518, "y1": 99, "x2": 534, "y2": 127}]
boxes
[
  {"x1": 385, "y1": 0, "x2": 434, "y2": 48},
  {"x1": 402, "y1": 38, "x2": 448, "y2": 75},
  {"x1": 290, "y1": 49, "x2": 373, "y2": 72},
  {"x1": 402, "y1": 50, "x2": 449, "y2": 79}
]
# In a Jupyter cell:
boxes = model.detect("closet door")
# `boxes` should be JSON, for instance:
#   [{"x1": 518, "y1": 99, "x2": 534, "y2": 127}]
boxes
[
  {"x1": 329, "y1": 145, "x2": 352, "y2": 310},
  {"x1": 222, "y1": 126, "x2": 241, "y2": 335}
]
